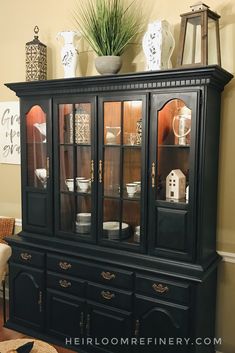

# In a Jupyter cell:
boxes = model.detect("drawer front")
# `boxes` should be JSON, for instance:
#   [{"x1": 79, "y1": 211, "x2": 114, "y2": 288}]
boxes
[
  {"x1": 87, "y1": 283, "x2": 132, "y2": 311},
  {"x1": 136, "y1": 275, "x2": 190, "y2": 304},
  {"x1": 47, "y1": 254, "x2": 133, "y2": 290},
  {"x1": 89, "y1": 265, "x2": 133, "y2": 290},
  {"x1": 47, "y1": 272, "x2": 85, "y2": 297},
  {"x1": 11, "y1": 247, "x2": 45, "y2": 268},
  {"x1": 47, "y1": 254, "x2": 90, "y2": 277}
]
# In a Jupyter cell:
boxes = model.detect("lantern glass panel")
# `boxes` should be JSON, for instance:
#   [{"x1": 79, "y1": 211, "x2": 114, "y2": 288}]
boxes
[
  {"x1": 208, "y1": 17, "x2": 218, "y2": 65},
  {"x1": 182, "y1": 17, "x2": 201, "y2": 65}
]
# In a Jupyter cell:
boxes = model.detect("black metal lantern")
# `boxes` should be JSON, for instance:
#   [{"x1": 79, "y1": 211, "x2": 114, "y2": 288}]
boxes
[
  {"x1": 26, "y1": 26, "x2": 47, "y2": 81},
  {"x1": 177, "y1": 2, "x2": 221, "y2": 67}
]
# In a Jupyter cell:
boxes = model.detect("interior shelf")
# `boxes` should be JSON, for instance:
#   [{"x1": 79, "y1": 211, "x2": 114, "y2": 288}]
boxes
[
  {"x1": 156, "y1": 199, "x2": 189, "y2": 210},
  {"x1": 158, "y1": 144, "x2": 190, "y2": 148}
]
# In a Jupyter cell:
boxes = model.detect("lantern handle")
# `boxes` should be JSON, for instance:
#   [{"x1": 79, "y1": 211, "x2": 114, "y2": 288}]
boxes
[
  {"x1": 34, "y1": 26, "x2": 39, "y2": 36},
  {"x1": 172, "y1": 115, "x2": 191, "y2": 138}
]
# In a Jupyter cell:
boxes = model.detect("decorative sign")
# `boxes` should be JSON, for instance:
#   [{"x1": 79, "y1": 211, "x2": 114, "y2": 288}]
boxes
[{"x1": 0, "y1": 101, "x2": 20, "y2": 164}]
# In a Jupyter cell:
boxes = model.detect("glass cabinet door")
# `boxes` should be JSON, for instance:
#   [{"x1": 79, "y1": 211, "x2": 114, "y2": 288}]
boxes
[
  {"x1": 22, "y1": 99, "x2": 52, "y2": 235},
  {"x1": 55, "y1": 100, "x2": 95, "y2": 241},
  {"x1": 98, "y1": 97, "x2": 147, "y2": 250},
  {"x1": 149, "y1": 92, "x2": 199, "y2": 261}
]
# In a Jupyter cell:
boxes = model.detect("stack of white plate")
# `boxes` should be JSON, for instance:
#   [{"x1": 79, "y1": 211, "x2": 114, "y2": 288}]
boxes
[
  {"x1": 103, "y1": 221, "x2": 130, "y2": 240},
  {"x1": 76, "y1": 213, "x2": 91, "y2": 234},
  {"x1": 134, "y1": 225, "x2": 140, "y2": 243}
]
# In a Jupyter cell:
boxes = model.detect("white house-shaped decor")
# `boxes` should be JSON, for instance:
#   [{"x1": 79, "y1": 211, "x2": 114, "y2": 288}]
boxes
[{"x1": 166, "y1": 169, "x2": 186, "y2": 200}]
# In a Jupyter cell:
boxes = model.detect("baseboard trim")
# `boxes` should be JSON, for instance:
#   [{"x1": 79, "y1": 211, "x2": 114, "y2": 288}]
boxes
[
  {"x1": 218, "y1": 251, "x2": 235, "y2": 263},
  {"x1": 15, "y1": 218, "x2": 22, "y2": 227}
]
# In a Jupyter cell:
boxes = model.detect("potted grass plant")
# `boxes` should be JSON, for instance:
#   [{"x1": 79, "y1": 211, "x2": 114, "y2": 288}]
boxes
[{"x1": 74, "y1": 0, "x2": 142, "y2": 74}]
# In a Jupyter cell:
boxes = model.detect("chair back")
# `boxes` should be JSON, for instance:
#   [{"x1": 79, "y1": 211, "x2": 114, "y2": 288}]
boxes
[{"x1": 0, "y1": 217, "x2": 15, "y2": 243}]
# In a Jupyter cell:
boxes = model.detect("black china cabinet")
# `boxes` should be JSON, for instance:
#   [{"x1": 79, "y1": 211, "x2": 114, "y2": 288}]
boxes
[{"x1": 5, "y1": 66, "x2": 232, "y2": 353}]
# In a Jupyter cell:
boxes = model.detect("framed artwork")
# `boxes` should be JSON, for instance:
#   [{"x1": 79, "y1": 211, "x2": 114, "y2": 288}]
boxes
[{"x1": 0, "y1": 101, "x2": 20, "y2": 164}]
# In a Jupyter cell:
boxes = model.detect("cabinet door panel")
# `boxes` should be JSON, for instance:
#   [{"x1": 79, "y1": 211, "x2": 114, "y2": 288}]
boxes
[
  {"x1": 135, "y1": 295, "x2": 189, "y2": 353},
  {"x1": 87, "y1": 303, "x2": 132, "y2": 353},
  {"x1": 98, "y1": 95, "x2": 148, "y2": 253},
  {"x1": 21, "y1": 98, "x2": 53, "y2": 235},
  {"x1": 46, "y1": 290, "x2": 84, "y2": 340},
  {"x1": 156, "y1": 208, "x2": 188, "y2": 251},
  {"x1": 26, "y1": 192, "x2": 48, "y2": 227},
  {"x1": 149, "y1": 91, "x2": 200, "y2": 261},
  {"x1": 9, "y1": 263, "x2": 44, "y2": 331},
  {"x1": 54, "y1": 98, "x2": 97, "y2": 243}
]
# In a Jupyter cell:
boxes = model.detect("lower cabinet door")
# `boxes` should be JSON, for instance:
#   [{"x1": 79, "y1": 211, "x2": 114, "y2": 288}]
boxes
[
  {"x1": 135, "y1": 295, "x2": 190, "y2": 353},
  {"x1": 46, "y1": 290, "x2": 85, "y2": 342},
  {"x1": 9, "y1": 262, "x2": 44, "y2": 331},
  {"x1": 86, "y1": 302, "x2": 133, "y2": 353}
]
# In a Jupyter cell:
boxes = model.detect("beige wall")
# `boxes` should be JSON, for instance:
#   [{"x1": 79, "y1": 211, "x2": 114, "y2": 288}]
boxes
[{"x1": 0, "y1": 0, "x2": 235, "y2": 351}]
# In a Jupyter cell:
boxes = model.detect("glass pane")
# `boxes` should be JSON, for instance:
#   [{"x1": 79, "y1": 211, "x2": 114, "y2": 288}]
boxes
[
  {"x1": 183, "y1": 16, "x2": 201, "y2": 65},
  {"x1": 75, "y1": 196, "x2": 92, "y2": 236},
  {"x1": 101, "y1": 99, "x2": 143, "y2": 247},
  {"x1": 26, "y1": 105, "x2": 47, "y2": 189},
  {"x1": 60, "y1": 146, "x2": 74, "y2": 192},
  {"x1": 122, "y1": 200, "x2": 141, "y2": 244},
  {"x1": 123, "y1": 101, "x2": 142, "y2": 146},
  {"x1": 76, "y1": 146, "x2": 91, "y2": 194},
  {"x1": 123, "y1": 148, "x2": 141, "y2": 199},
  {"x1": 58, "y1": 101, "x2": 93, "y2": 239},
  {"x1": 157, "y1": 99, "x2": 191, "y2": 204},
  {"x1": 103, "y1": 199, "x2": 121, "y2": 240},
  {"x1": 59, "y1": 104, "x2": 73, "y2": 144},
  {"x1": 104, "y1": 102, "x2": 121, "y2": 145},
  {"x1": 104, "y1": 147, "x2": 120, "y2": 197},
  {"x1": 208, "y1": 18, "x2": 218, "y2": 65},
  {"x1": 75, "y1": 103, "x2": 91, "y2": 145},
  {"x1": 60, "y1": 194, "x2": 75, "y2": 232}
]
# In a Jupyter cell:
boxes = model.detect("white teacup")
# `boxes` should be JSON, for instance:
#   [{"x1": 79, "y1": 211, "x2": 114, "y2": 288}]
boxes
[
  {"x1": 76, "y1": 177, "x2": 85, "y2": 190},
  {"x1": 35, "y1": 168, "x2": 47, "y2": 179},
  {"x1": 133, "y1": 181, "x2": 141, "y2": 192},
  {"x1": 35, "y1": 168, "x2": 47, "y2": 188},
  {"x1": 79, "y1": 179, "x2": 90, "y2": 192},
  {"x1": 126, "y1": 183, "x2": 137, "y2": 197},
  {"x1": 65, "y1": 178, "x2": 74, "y2": 192}
]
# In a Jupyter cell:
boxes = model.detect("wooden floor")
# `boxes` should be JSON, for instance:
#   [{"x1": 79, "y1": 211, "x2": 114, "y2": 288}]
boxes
[{"x1": 0, "y1": 300, "x2": 76, "y2": 353}]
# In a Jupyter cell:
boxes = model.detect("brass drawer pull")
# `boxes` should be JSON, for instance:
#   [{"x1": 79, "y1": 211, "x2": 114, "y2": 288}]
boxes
[
  {"x1": 59, "y1": 261, "x2": 72, "y2": 270},
  {"x1": 152, "y1": 283, "x2": 169, "y2": 294},
  {"x1": 99, "y1": 160, "x2": 103, "y2": 183},
  {"x1": 134, "y1": 319, "x2": 140, "y2": 337},
  {"x1": 20, "y1": 252, "x2": 32, "y2": 261},
  {"x1": 59, "y1": 279, "x2": 71, "y2": 288},
  {"x1": 86, "y1": 313, "x2": 91, "y2": 337},
  {"x1": 46, "y1": 156, "x2": 50, "y2": 178},
  {"x1": 38, "y1": 291, "x2": 43, "y2": 313},
  {"x1": 101, "y1": 271, "x2": 116, "y2": 281},
  {"x1": 80, "y1": 312, "x2": 84, "y2": 335},
  {"x1": 101, "y1": 290, "x2": 115, "y2": 300},
  {"x1": 151, "y1": 162, "x2": 156, "y2": 188},
  {"x1": 91, "y1": 160, "x2": 94, "y2": 183}
]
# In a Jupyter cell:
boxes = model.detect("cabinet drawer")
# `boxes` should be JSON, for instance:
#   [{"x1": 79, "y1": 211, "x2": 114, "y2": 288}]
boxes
[
  {"x1": 136, "y1": 275, "x2": 190, "y2": 304},
  {"x1": 87, "y1": 283, "x2": 132, "y2": 311},
  {"x1": 89, "y1": 264, "x2": 133, "y2": 290},
  {"x1": 47, "y1": 254, "x2": 89, "y2": 277},
  {"x1": 47, "y1": 271, "x2": 85, "y2": 297},
  {"x1": 11, "y1": 247, "x2": 44, "y2": 268}
]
